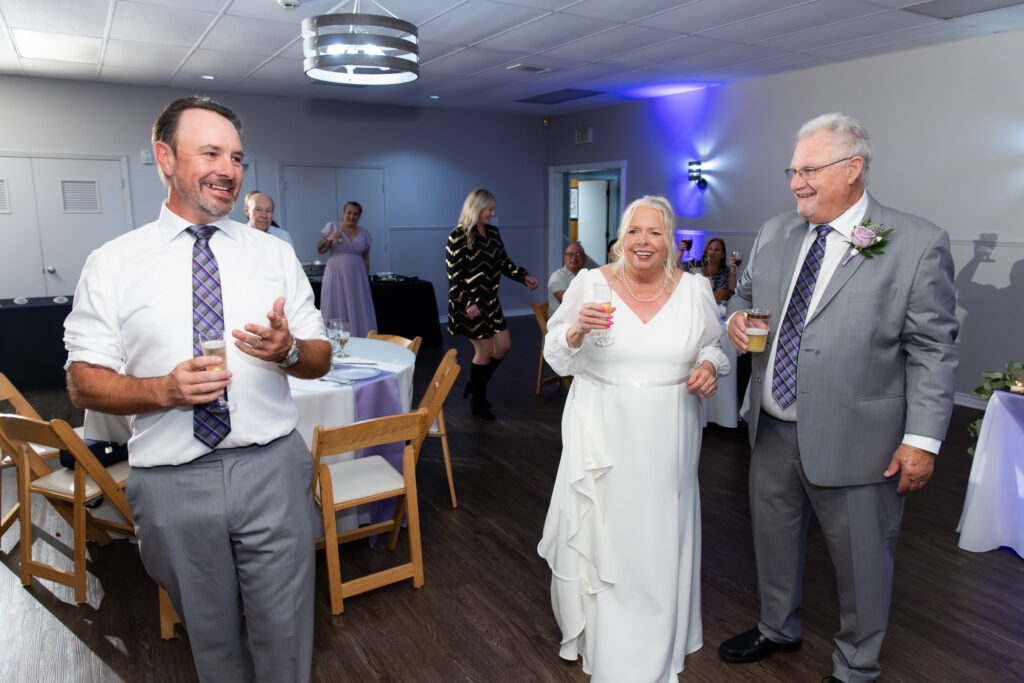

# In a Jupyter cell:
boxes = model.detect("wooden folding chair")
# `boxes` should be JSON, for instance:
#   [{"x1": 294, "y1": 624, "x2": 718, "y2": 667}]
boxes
[
  {"x1": 312, "y1": 408, "x2": 429, "y2": 614},
  {"x1": 0, "y1": 415, "x2": 133, "y2": 603},
  {"x1": 366, "y1": 329, "x2": 423, "y2": 357},
  {"x1": 412, "y1": 349, "x2": 460, "y2": 508},
  {"x1": 0, "y1": 372, "x2": 52, "y2": 539},
  {"x1": 531, "y1": 303, "x2": 571, "y2": 394}
]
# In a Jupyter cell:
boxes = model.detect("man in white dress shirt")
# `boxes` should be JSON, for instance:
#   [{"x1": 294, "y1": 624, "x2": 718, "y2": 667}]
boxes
[
  {"x1": 244, "y1": 190, "x2": 295, "y2": 247},
  {"x1": 547, "y1": 242, "x2": 586, "y2": 316},
  {"x1": 64, "y1": 96, "x2": 330, "y2": 682}
]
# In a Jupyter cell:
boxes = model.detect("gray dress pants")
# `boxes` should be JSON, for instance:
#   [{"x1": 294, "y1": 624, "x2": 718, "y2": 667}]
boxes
[{"x1": 127, "y1": 430, "x2": 317, "y2": 683}]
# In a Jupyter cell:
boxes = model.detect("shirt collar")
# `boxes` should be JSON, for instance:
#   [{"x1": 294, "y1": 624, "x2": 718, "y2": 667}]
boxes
[
  {"x1": 810, "y1": 191, "x2": 868, "y2": 240},
  {"x1": 157, "y1": 201, "x2": 240, "y2": 243}
]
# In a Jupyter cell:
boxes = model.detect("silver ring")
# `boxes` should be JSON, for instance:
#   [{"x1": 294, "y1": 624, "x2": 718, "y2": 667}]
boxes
[{"x1": 256, "y1": 337, "x2": 263, "y2": 349}]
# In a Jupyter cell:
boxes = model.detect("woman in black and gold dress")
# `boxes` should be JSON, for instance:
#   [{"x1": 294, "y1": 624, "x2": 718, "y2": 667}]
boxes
[{"x1": 446, "y1": 188, "x2": 538, "y2": 420}]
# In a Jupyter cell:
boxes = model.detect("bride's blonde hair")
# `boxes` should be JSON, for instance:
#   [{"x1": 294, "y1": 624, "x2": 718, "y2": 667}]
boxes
[{"x1": 609, "y1": 195, "x2": 679, "y2": 283}]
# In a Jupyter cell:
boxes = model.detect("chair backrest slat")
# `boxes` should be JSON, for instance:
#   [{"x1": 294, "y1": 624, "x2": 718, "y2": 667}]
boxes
[
  {"x1": 311, "y1": 408, "x2": 429, "y2": 477},
  {"x1": 415, "y1": 349, "x2": 460, "y2": 449}
]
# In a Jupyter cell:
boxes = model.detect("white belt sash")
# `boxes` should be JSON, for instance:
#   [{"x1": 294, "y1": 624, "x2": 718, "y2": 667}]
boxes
[{"x1": 581, "y1": 369, "x2": 686, "y2": 388}]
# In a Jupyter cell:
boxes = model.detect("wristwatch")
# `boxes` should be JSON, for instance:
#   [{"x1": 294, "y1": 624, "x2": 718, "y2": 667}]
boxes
[{"x1": 277, "y1": 336, "x2": 300, "y2": 368}]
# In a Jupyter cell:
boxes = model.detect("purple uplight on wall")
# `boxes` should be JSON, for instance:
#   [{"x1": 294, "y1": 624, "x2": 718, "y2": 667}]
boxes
[{"x1": 624, "y1": 83, "x2": 708, "y2": 100}]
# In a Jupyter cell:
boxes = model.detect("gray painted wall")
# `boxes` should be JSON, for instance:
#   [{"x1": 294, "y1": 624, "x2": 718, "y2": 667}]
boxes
[
  {"x1": 546, "y1": 28, "x2": 1024, "y2": 403},
  {"x1": 0, "y1": 76, "x2": 548, "y2": 321}
]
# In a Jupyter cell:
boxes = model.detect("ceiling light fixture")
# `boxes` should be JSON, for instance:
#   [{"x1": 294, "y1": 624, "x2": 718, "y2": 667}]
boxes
[{"x1": 301, "y1": 1, "x2": 418, "y2": 86}]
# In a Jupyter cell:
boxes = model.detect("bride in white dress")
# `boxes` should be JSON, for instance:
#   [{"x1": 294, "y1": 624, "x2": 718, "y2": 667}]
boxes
[{"x1": 538, "y1": 196, "x2": 730, "y2": 682}]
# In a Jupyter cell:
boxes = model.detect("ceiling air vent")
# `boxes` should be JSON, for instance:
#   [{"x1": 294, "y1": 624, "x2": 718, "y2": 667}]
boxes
[
  {"x1": 0, "y1": 179, "x2": 10, "y2": 213},
  {"x1": 61, "y1": 179, "x2": 101, "y2": 213},
  {"x1": 518, "y1": 88, "x2": 603, "y2": 105},
  {"x1": 507, "y1": 64, "x2": 551, "y2": 74},
  {"x1": 905, "y1": 0, "x2": 1024, "y2": 19}
]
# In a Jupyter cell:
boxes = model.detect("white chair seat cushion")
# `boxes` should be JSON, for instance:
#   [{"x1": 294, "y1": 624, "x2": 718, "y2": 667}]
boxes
[
  {"x1": 32, "y1": 459, "x2": 131, "y2": 499},
  {"x1": 325, "y1": 454, "x2": 403, "y2": 505}
]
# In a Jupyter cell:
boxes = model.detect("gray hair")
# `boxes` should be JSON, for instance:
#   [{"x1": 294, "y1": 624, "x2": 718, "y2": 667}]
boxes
[
  {"x1": 610, "y1": 195, "x2": 678, "y2": 282},
  {"x1": 796, "y1": 112, "x2": 871, "y2": 186}
]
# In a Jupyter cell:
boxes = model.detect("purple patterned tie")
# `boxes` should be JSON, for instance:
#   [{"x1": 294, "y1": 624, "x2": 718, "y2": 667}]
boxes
[
  {"x1": 188, "y1": 225, "x2": 230, "y2": 448},
  {"x1": 771, "y1": 224, "x2": 832, "y2": 408}
]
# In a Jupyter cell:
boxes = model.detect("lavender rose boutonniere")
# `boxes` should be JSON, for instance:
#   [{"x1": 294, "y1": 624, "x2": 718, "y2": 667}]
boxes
[{"x1": 841, "y1": 218, "x2": 893, "y2": 266}]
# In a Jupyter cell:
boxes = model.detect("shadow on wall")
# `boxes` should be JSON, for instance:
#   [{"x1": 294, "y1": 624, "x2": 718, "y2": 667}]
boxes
[{"x1": 955, "y1": 233, "x2": 1024, "y2": 388}]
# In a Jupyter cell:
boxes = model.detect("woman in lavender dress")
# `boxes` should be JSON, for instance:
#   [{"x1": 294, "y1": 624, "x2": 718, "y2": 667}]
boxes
[{"x1": 316, "y1": 201, "x2": 378, "y2": 337}]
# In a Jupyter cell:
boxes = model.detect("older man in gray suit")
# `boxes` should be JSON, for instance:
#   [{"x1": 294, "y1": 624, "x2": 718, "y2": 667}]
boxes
[{"x1": 718, "y1": 113, "x2": 958, "y2": 683}]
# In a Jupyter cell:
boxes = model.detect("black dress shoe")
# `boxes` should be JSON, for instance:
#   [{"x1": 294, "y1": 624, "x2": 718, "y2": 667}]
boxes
[{"x1": 718, "y1": 627, "x2": 801, "y2": 663}]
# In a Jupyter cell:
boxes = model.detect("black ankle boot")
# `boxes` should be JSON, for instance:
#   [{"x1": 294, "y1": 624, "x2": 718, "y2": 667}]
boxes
[{"x1": 469, "y1": 363, "x2": 495, "y2": 420}]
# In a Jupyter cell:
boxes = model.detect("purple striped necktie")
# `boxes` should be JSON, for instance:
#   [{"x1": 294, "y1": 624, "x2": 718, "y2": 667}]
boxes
[
  {"x1": 771, "y1": 224, "x2": 832, "y2": 409},
  {"x1": 188, "y1": 224, "x2": 231, "y2": 448}
]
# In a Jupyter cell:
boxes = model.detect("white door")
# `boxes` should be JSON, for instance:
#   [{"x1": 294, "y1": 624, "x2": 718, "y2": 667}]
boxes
[
  {"x1": 0, "y1": 156, "x2": 46, "y2": 298},
  {"x1": 281, "y1": 165, "x2": 338, "y2": 263},
  {"x1": 335, "y1": 168, "x2": 386, "y2": 274},
  {"x1": 577, "y1": 180, "x2": 609, "y2": 265},
  {"x1": 32, "y1": 157, "x2": 131, "y2": 296},
  {"x1": 281, "y1": 165, "x2": 387, "y2": 270}
]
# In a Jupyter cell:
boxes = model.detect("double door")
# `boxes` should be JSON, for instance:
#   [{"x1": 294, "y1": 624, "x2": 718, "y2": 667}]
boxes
[{"x1": 0, "y1": 155, "x2": 131, "y2": 298}]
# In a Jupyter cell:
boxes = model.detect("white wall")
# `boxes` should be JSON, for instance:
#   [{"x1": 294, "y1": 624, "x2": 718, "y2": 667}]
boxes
[
  {"x1": 547, "y1": 28, "x2": 1024, "y2": 402},
  {"x1": 0, "y1": 76, "x2": 548, "y2": 320}
]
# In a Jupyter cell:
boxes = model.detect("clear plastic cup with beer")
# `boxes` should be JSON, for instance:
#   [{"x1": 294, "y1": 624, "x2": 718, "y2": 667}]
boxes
[{"x1": 744, "y1": 308, "x2": 771, "y2": 352}]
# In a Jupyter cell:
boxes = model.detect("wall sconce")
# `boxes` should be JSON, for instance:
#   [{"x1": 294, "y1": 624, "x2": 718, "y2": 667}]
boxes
[{"x1": 688, "y1": 161, "x2": 707, "y2": 189}]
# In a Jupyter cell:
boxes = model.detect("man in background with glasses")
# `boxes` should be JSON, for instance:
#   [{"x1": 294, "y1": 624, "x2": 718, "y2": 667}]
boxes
[
  {"x1": 548, "y1": 242, "x2": 587, "y2": 316},
  {"x1": 719, "y1": 113, "x2": 958, "y2": 683}
]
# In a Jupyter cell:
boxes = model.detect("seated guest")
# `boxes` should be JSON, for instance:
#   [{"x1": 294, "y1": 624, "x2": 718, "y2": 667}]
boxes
[
  {"x1": 606, "y1": 238, "x2": 617, "y2": 263},
  {"x1": 244, "y1": 191, "x2": 295, "y2": 248},
  {"x1": 548, "y1": 242, "x2": 585, "y2": 316}
]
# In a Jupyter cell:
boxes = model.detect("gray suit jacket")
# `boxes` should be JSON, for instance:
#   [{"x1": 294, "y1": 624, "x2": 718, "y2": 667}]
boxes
[{"x1": 727, "y1": 194, "x2": 959, "y2": 486}]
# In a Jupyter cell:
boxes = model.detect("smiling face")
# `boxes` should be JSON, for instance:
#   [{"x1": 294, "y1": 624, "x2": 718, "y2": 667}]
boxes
[
  {"x1": 342, "y1": 203, "x2": 362, "y2": 226},
  {"x1": 157, "y1": 108, "x2": 243, "y2": 225},
  {"x1": 247, "y1": 193, "x2": 274, "y2": 232},
  {"x1": 790, "y1": 128, "x2": 864, "y2": 224},
  {"x1": 477, "y1": 200, "x2": 496, "y2": 228},
  {"x1": 704, "y1": 239, "x2": 725, "y2": 267},
  {"x1": 623, "y1": 206, "x2": 668, "y2": 276},
  {"x1": 563, "y1": 243, "x2": 586, "y2": 275}
]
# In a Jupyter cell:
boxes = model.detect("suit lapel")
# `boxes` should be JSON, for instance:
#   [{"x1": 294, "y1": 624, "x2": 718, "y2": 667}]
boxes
[
  {"x1": 778, "y1": 219, "x2": 809, "y2": 310},
  {"x1": 810, "y1": 195, "x2": 882, "y2": 321}
]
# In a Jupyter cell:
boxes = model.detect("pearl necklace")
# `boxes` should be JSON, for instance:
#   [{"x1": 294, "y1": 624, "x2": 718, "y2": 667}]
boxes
[{"x1": 618, "y1": 272, "x2": 668, "y2": 303}]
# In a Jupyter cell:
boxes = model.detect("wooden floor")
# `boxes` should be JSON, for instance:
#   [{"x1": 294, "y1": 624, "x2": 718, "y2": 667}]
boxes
[{"x1": 2, "y1": 315, "x2": 1021, "y2": 682}]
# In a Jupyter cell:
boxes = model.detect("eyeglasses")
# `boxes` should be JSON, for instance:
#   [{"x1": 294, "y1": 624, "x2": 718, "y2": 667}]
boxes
[
  {"x1": 784, "y1": 156, "x2": 852, "y2": 181},
  {"x1": 564, "y1": 252, "x2": 585, "y2": 258}
]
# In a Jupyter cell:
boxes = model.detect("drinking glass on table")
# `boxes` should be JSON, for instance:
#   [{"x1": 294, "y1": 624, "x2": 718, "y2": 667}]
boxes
[
  {"x1": 326, "y1": 319, "x2": 351, "y2": 361},
  {"x1": 197, "y1": 327, "x2": 232, "y2": 412},
  {"x1": 591, "y1": 280, "x2": 614, "y2": 347}
]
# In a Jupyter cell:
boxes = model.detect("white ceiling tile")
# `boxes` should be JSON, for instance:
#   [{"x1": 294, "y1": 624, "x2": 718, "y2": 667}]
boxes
[
  {"x1": 811, "y1": 30, "x2": 982, "y2": 60},
  {"x1": 757, "y1": 9, "x2": 942, "y2": 51},
  {"x1": 418, "y1": 0, "x2": 550, "y2": 46},
  {"x1": 635, "y1": 0, "x2": 818, "y2": 34},
  {"x1": 483, "y1": 12, "x2": 619, "y2": 52},
  {"x1": 664, "y1": 43, "x2": 789, "y2": 70},
  {"x1": 169, "y1": 70, "x2": 242, "y2": 90},
  {"x1": 860, "y1": 0, "x2": 930, "y2": 7},
  {"x1": 491, "y1": 0, "x2": 582, "y2": 10},
  {"x1": 423, "y1": 46, "x2": 528, "y2": 75},
  {"x1": 245, "y1": 55, "x2": 302, "y2": 80},
  {"x1": 125, "y1": 0, "x2": 223, "y2": 12},
  {"x1": 99, "y1": 64, "x2": 175, "y2": 85},
  {"x1": 224, "y1": 0, "x2": 342, "y2": 23},
  {"x1": 558, "y1": 0, "x2": 698, "y2": 23},
  {"x1": 701, "y1": 0, "x2": 885, "y2": 44},
  {"x1": 807, "y1": 24, "x2": 979, "y2": 57},
  {"x1": 17, "y1": 57, "x2": 98, "y2": 78},
  {"x1": 110, "y1": 3, "x2": 217, "y2": 47},
  {"x1": 950, "y1": 2, "x2": 1024, "y2": 30},
  {"x1": 12, "y1": 29, "x2": 101, "y2": 64},
  {"x1": 704, "y1": 51, "x2": 826, "y2": 77},
  {"x1": 594, "y1": 34, "x2": 736, "y2": 67},
  {"x1": 540, "y1": 24, "x2": 682, "y2": 62},
  {"x1": 0, "y1": 0, "x2": 109, "y2": 36},
  {"x1": 418, "y1": 40, "x2": 464, "y2": 62},
  {"x1": 199, "y1": 15, "x2": 301, "y2": 56},
  {"x1": 180, "y1": 48, "x2": 271, "y2": 78},
  {"x1": 102, "y1": 38, "x2": 190, "y2": 70}
]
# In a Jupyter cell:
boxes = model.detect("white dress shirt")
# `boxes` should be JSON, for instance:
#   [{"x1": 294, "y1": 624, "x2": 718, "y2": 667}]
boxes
[
  {"x1": 752, "y1": 193, "x2": 941, "y2": 454},
  {"x1": 65, "y1": 203, "x2": 327, "y2": 467},
  {"x1": 547, "y1": 266, "x2": 577, "y2": 316}
]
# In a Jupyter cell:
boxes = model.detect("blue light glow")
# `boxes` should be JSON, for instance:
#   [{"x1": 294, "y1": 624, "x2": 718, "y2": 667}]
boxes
[{"x1": 624, "y1": 83, "x2": 708, "y2": 99}]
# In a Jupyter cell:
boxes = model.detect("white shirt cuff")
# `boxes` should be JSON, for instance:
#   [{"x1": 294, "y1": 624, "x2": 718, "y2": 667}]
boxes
[{"x1": 902, "y1": 433, "x2": 942, "y2": 455}]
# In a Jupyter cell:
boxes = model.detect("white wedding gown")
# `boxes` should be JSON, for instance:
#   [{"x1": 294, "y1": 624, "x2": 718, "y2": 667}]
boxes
[{"x1": 538, "y1": 268, "x2": 729, "y2": 683}]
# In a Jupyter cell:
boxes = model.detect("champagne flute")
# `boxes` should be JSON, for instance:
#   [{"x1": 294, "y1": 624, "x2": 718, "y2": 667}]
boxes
[
  {"x1": 198, "y1": 327, "x2": 232, "y2": 412},
  {"x1": 592, "y1": 281, "x2": 614, "y2": 347},
  {"x1": 326, "y1": 319, "x2": 351, "y2": 362}
]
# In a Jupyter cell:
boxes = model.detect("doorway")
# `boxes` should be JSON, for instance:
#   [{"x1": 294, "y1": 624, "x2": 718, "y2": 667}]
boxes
[{"x1": 547, "y1": 161, "x2": 626, "y2": 277}]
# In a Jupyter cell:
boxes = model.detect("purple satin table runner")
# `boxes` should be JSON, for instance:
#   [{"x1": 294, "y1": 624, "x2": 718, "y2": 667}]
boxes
[{"x1": 350, "y1": 370, "x2": 404, "y2": 525}]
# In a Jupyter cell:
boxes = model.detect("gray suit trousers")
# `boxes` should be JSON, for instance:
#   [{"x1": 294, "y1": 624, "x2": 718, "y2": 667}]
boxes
[
  {"x1": 127, "y1": 430, "x2": 317, "y2": 683},
  {"x1": 751, "y1": 413, "x2": 904, "y2": 683}
]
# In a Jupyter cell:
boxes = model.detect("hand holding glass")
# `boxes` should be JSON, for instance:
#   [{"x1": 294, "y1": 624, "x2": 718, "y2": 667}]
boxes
[
  {"x1": 743, "y1": 308, "x2": 771, "y2": 352},
  {"x1": 198, "y1": 328, "x2": 232, "y2": 411},
  {"x1": 592, "y1": 281, "x2": 614, "y2": 347}
]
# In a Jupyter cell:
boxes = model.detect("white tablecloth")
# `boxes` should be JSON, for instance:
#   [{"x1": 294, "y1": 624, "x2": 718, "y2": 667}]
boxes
[
  {"x1": 701, "y1": 321, "x2": 739, "y2": 429},
  {"x1": 956, "y1": 390, "x2": 1024, "y2": 556}
]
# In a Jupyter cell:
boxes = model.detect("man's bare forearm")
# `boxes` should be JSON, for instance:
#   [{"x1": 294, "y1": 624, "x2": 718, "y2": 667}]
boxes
[
  {"x1": 67, "y1": 362, "x2": 173, "y2": 414},
  {"x1": 283, "y1": 339, "x2": 332, "y2": 379}
]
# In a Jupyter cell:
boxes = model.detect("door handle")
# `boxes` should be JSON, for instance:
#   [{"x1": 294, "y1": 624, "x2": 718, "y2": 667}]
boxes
[{"x1": 45, "y1": 266, "x2": 56, "y2": 274}]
